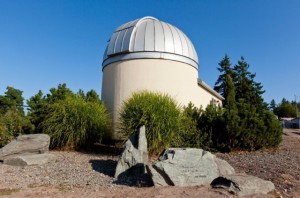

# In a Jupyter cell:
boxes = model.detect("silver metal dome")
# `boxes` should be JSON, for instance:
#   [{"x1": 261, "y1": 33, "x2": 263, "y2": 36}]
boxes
[{"x1": 102, "y1": 16, "x2": 199, "y2": 69}]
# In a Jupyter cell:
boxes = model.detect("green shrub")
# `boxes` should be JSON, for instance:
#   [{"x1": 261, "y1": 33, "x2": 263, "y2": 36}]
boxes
[
  {"x1": 41, "y1": 96, "x2": 111, "y2": 149},
  {"x1": 261, "y1": 110, "x2": 282, "y2": 148},
  {"x1": 119, "y1": 91, "x2": 182, "y2": 154},
  {"x1": 180, "y1": 103, "x2": 211, "y2": 150},
  {"x1": 181, "y1": 103, "x2": 225, "y2": 151},
  {"x1": 0, "y1": 119, "x2": 13, "y2": 147},
  {"x1": 236, "y1": 100, "x2": 282, "y2": 151},
  {"x1": 119, "y1": 90, "x2": 282, "y2": 154},
  {"x1": 0, "y1": 108, "x2": 29, "y2": 147},
  {"x1": 182, "y1": 102, "x2": 282, "y2": 152}
]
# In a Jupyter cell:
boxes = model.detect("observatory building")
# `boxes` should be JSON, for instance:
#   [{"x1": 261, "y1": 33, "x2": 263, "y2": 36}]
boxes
[{"x1": 101, "y1": 16, "x2": 223, "y2": 139}]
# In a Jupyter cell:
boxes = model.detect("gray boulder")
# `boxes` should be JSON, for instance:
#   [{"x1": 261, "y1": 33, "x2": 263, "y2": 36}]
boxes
[
  {"x1": 215, "y1": 158, "x2": 236, "y2": 176},
  {"x1": 3, "y1": 153, "x2": 56, "y2": 166},
  {"x1": 0, "y1": 134, "x2": 50, "y2": 161},
  {"x1": 147, "y1": 148, "x2": 235, "y2": 186},
  {"x1": 211, "y1": 174, "x2": 275, "y2": 196},
  {"x1": 114, "y1": 126, "x2": 148, "y2": 178}
]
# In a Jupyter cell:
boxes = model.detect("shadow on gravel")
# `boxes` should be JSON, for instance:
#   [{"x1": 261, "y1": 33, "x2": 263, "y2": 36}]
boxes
[
  {"x1": 113, "y1": 168, "x2": 153, "y2": 187},
  {"x1": 89, "y1": 159, "x2": 153, "y2": 187},
  {"x1": 292, "y1": 132, "x2": 300, "y2": 136},
  {"x1": 89, "y1": 159, "x2": 117, "y2": 177},
  {"x1": 87, "y1": 144, "x2": 123, "y2": 156}
]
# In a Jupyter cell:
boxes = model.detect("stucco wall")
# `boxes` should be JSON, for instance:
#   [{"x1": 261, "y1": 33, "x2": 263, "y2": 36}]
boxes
[{"x1": 102, "y1": 59, "x2": 221, "y2": 139}]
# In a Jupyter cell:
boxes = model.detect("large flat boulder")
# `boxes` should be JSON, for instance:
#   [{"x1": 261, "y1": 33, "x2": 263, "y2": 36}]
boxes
[
  {"x1": 3, "y1": 153, "x2": 56, "y2": 166},
  {"x1": 147, "y1": 148, "x2": 235, "y2": 186},
  {"x1": 0, "y1": 134, "x2": 50, "y2": 161},
  {"x1": 215, "y1": 158, "x2": 236, "y2": 176},
  {"x1": 114, "y1": 126, "x2": 148, "y2": 178},
  {"x1": 211, "y1": 174, "x2": 275, "y2": 196}
]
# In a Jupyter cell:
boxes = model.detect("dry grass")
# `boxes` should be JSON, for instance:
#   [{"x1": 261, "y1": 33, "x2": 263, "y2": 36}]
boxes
[{"x1": 0, "y1": 188, "x2": 20, "y2": 196}]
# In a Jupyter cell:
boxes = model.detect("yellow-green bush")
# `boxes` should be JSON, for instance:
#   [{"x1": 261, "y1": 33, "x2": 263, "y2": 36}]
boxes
[
  {"x1": 119, "y1": 91, "x2": 182, "y2": 154},
  {"x1": 41, "y1": 96, "x2": 111, "y2": 149}
]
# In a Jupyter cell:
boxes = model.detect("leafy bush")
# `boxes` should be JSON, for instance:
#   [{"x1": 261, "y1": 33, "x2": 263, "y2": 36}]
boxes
[
  {"x1": 119, "y1": 91, "x2": 182, "y2": 154},
  {"x1": 261, "y1": 110, "x2": 282, "y2": 148},
  {"x1": 41, "y1": 96, "x2": 111, "y2": 149},
  {"x1": 181, "y1": 103, "x2": 225, "y2": 151},
  {"x1": 177, "y1": 105, "x2": 202, "y2": 148},
  {"x1": 0, "y1": 119, "x2": 13, "y2": 147},
  {"x1": 235, "y1": 100, "x2": 282, "y2": 151},
  {"x1": 0, "y1": 108, "x2": 33, "y2": 147},
  {"x1": 182, "y1": 101, "x2": 282, "y2": 152},
  {"x1": 119, "y1": 90, "x2": 282, "y2": 154}
]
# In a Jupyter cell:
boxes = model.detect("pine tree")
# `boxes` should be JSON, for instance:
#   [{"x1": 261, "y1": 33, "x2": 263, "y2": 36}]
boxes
[
  {"x1": 269, "y1": 99, "x2": 276, "y2": 112},
  {"x1": 214, "y1": 54, "x2": 233, "y2": 100},
  {"x1": 223, "y1": 74, "x2": 240, "y2": 151},
  {"x1": 213, "y1": 55, "x2": 282, "y2": 151},
  {"x1": 0, "y1": 86, "x2": 24, "y2": 115},
  {"x1": 27, "y1": 90, "x2": 47, "y2": 133},
  {"x1": 233, "y1": 56, "x2": 266, "y2": 110}
]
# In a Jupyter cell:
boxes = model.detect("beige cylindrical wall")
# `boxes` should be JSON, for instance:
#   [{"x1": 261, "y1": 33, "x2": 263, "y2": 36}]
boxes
[{"x1": 102, "y1": 59, "x2": 221, "y2": 139}]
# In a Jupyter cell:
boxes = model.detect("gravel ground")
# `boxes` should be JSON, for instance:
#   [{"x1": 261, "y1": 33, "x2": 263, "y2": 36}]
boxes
[
  {"x1": 0, "y1": 129, "x2": 299, "y2": 197},
  {"x1": 217, "y1": 129, "x2": 300, "y2": 198},
  {"x1": 0, "y1": 151, "x2": 118, "y2": 189}
]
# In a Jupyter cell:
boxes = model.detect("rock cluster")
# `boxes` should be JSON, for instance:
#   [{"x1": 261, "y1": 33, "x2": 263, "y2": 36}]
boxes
[
  {"x1": 0, "y1": 134, "x2": 55, "y2": 166},
  {"x1": 116, "y1": 126, "x2": 275, "y2": 196}
]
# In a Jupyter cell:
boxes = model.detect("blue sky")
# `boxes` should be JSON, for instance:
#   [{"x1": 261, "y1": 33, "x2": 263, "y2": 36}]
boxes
[{"x1": 1, "y1": 0, "x2": 299, "y2": 104}]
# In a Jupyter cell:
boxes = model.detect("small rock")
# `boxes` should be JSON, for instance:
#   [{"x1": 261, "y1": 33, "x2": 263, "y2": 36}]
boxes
[
  {"x1": 211, "y1": 174, "x2": 275, "y2": 196},
  {"x1": 3, "y1": 154, "x2": 56, "y2": 166}
]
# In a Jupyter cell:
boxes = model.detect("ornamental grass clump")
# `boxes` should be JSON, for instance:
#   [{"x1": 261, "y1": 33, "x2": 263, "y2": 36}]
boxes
[
  {"x1": 119, "y1": 90, "x2": 182, "y2": 154},
  {"x1": 42, "y1": 96, "x2": 110, "y2": 149}
]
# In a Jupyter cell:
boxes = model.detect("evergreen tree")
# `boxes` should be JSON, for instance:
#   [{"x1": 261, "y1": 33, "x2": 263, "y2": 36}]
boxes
[
  {"x1": 27, "y1": 84, "x2": 103, "y2": 134},
  {"x1": 214, "y1": 54, "x2": 233, "y2": 100},
  {"x1": 27, "y1": 83, "x2": 74, "y2": 133},
  {"x1": 273, "y1": 98, "x2": 297, "y2": 117},
  {"x1": 223, "y1": 74, "x2": 240, "y2": 151},
  {"x1": 77, "y1": 89, "x2": 85, "y2": 99},
  {"x1": 86, "y1": 89, "x2": 101, "y2": 103},
  {"x1": 0, "y1": 86, "x2": 24, "y2": 115},
  {"x1": 26, "y1": 90, "x2": 47, "y2": 133},
  {"x1": 46, "y1": 83, "x2": 74, "y2": 103},
  {"x1": 213, "y1": 55, "x2": 282, "y2": 151},
  {"x1": 269, "y1": 99, "x2": 276, "y2": 112},
  {"x1": 233, "y1": 56, "x2": 266, "y2": 110}
]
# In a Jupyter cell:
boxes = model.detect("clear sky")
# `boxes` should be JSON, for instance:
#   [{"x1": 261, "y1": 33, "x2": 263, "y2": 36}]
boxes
[{"x1": 1, "y1": 0, "x2": 299, "y2": 104}]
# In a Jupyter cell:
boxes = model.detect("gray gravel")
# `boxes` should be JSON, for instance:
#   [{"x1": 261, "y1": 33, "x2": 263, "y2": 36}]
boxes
[
  {"x1": 216, "y1": 131, "x2": 300, "y2": 197},
  {"x1": 1, "y1": 129, "x2": 299, "y2": 197},
  {"x1": 0, "y1": 151, "x2": 119, "y2": 189}
]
